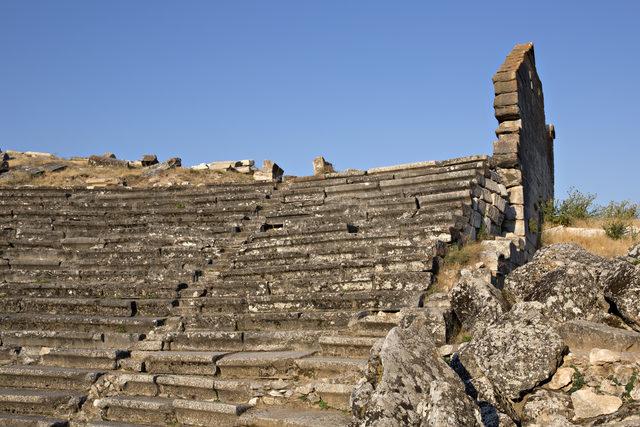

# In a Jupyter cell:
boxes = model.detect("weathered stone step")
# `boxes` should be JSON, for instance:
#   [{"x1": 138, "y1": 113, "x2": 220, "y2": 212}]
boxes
[
  {"x1": 172, "y1": 398, "x2": 251, "y2": 426},
  {"x1": 235, "y1": 238, "x2": 433, "y2": 259},
  {"x1": 0, "y1": 313, "x2": 164, "y2": 334},
  {"x1": 239, "y1": 406, "x2": 351, "y2": 427},
  {"x1": 0, "y1": 413, "x2": 68, "y2": 426},
  {"x1": 183, "y1": 310, "x2": 354, "y2": 332},
  {"x1": 93, "y1": 395, "x2": 250, "y2": 426},
  {"x1": 2, "y1": 268, "x2": 196, "y2": 285},
  {"x1": 295, "y1": 356, "x2": 366, "y2": 383},
  {"x1": 242, "y1": 229, "x2": 438, "y2": 252},
  {"x1": 348, "y1": 310, "x2": 402, "y2": 337},
  {"x1": 318, "y1": 335, "x2": 379, "y2": 358},
  {"x1": 216, "y1": 351, "x2": 315, "y2": 379},
  {"x1": 0, "y1": 282, "x2": 181, "y2": 299},
  {"x1": 0, "y1": 388, "x2": 85, "y2": 417},
  {"x1": 130, "y1": 351, "x2": 227, "y2": 375},
  {"x1": 0, "y1": 330, "x2": 102, "y2": 350},
  {"x1": 41, "y1": 349, "x2": 129, "y2": 370},
  {"x1": 246, "y1": 290, "x2": 422, "y2": 312},
  {"x1": 5, "y1": 298, "x2": 134, "y2": 317},
  {"x1": 92, "y1": 396, "x2": 175, "y2": 425},
  {"x1": 311, "y1": 382, "x2": 353, "y2": 411},
  {"x1": 0, "y1": 365, "x2": 103, "y2": 391},
  {"x1": 222, "y1": 259, "x2": 434, "y2": 286},
  {"x1": 229, "y1": 245, "x2": 435, "y2": 269}
]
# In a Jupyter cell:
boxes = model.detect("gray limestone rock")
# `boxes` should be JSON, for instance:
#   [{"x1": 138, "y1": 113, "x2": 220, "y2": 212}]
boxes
[
  {"x1": 351, "y1": 310, "x2": 481, "y2": 426},
  {"x1": 521, "y1": 389, "x2": 574, "y2": 425},
  {"x1": 457, "y1": 302, "x2": 567, "y2": 419},
  {"x1": 449, "y1": 268, "x2": 509, "y2": 337},
  {"x1": 602, "y1": 261, "x2": 640, "y2": 332},
  {"x1": 503, "y1": 244, "x2": 613, "y2": 323},
  {"x1": 88, "y1": 155, "x2": 130, "y2": 168},
  {"x1": 140, "y1": 154, "x2": 159, "y2": 167}
]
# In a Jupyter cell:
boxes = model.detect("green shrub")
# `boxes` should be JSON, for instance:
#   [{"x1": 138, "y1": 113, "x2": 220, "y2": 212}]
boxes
[
  {"x1": 603, "y1": 219, "x2": 628, "y2": 240},
  {"x1": 596, "y1": 200, "x2": 639, "y2": 220},
  {"x1": 543, "y1": 188, "x2": 597, "y2": 227}
]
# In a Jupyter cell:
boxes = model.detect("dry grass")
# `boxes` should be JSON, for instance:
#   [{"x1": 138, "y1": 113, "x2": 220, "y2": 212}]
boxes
[
  {"x1": 1, "y1": 152, "x2": 254, "y2": 188},
  {"x1": 542, "y1": 229, "x2": 637, "y2": 258},
  {"x1": 432, "y1": 241, "x2": 484, "y2": 293},
  {"x1": 542, "y1": 219, "x2": 639, "y2": 258}
]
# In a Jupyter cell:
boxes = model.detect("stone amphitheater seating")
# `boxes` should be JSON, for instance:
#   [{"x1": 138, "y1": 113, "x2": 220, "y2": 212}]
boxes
[{"x1": 0, "y1": 155, "x2": 497, "y2": 426}]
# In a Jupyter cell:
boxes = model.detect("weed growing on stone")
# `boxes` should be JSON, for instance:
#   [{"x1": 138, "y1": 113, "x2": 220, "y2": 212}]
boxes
[
  {"x1": 623, "y1": 370, "x2": 637, "y2": 400},
  {"x1": 569, "y1": 366, "x2": 585, "y2": 393},
  {"x1": 318, "y1": 399, "x2": 329, "y2": 410}
]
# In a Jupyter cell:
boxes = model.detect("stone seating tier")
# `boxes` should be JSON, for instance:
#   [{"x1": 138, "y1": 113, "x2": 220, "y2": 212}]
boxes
[{"x1": 0, "y1": 155, "x2": 509, "y2": 425}]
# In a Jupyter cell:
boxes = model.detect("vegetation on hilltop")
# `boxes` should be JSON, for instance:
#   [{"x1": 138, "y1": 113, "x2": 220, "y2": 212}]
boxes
[{"x1": 542, "y1": 188, "x2": 639, "y2": 257}]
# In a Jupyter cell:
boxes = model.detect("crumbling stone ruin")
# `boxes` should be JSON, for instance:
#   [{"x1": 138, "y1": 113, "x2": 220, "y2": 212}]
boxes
[{"x1": 0, "y1": 43, "x2": 637, "y2": 426}]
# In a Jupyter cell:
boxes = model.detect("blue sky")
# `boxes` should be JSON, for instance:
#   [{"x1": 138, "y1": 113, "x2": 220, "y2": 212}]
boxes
[{"x1": 1, "y1": 1, "x2": 638, "y2": 202}]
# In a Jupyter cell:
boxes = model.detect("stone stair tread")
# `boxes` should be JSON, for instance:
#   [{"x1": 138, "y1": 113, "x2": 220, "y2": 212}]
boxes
[
  {"x1": 217, "y1": 351, "x2": 315, "y2": 367},
  {"x1": 239, "y1": 407, "x2": 351, "y2": 427},
  {"x1": 95, "y1": 395, "x2": 173, "y2": 411},
  {"x1": 318, "y1": 335, "x2": 379, "y2": 346},
  {"x1": 0, "y1": 413, "x2": 68, "y2": 426},
  {"x1": 0, "y1": 313, "x2": 164, "y2": 326},
  {"x1": 171, "y1": 398, "x2": 250, "y2": 415},
  {"x1": 0, "y1": 387, "x2": 86, "y2": 402},
  {"x1": 0, "y1": 364, "x2": 105, "y2": 378},
  {"x1": 43, "y1": 349, "x2": 128, "y2": 359},
  {"x1": 295, "y1": 356, "x2": 367, "y2": 370},
  {"x1": 131, "y1": 351, "x2": 228, "y2": 363}
]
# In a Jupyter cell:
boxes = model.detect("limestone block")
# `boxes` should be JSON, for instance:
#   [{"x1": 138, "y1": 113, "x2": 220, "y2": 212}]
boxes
[
  {"x1": 495, "y1": 104, "x2": 520, "y2": 121},
  {"x1": 491, "y1": 193, "x2": 507, "y2": 213},
  {"x1": 497, "y1": 168, "x2": 522, "y2": 188},
  {"x1": 493, "y1": 139, "x2": 519, "y2": 155},
  {"x1": 494, "y1": 80, "x2": 518, "y2": 95},
  {"x1": 547, "y1": 367, "x2": 574, "y2": 390},
  {"x1": 508, "y1": 186, "x2": 524, "y2": 205},
  {"x1": 514, "y1": 219, "x2": 526, "y2": 235},
  {"x1": 312, "y1": 156, "x2": 335, "y2": 176},
  {"x1": 495, "y1": 120, "x2": 522, "y2": 136},
  {"x1": 494, "y1": 92, "x2": 519, "y2": 108},
  {"x1": 140, "y1": 154, "x2": 158, "y2": 167},
  {"x1": 207, "y1": 161, "x2": 238, "y2": 171},
  {"x1": 470, "y1": 211, "x2": 482, "y2": 229},
  {"x1": 571, "y1": 388, "x2": 622, "y2": 419},
  {"x1": 494, "y1": 152, "x2": 519, "y2": 168},
  {"x1": 253, "y1": 160, "x2": 284, "y2": 182},
  {"x1": 88, "y1": 155, "x2": 130, "y2": 168}
]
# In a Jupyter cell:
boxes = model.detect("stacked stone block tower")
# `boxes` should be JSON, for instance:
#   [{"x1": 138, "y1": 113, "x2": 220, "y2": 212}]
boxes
[
  {"x1": 493, "y1": 42, "x2": 555, "y2": 256},
  {"x1": 0, "y1": 43, "x2": 553, "y2": 426}
]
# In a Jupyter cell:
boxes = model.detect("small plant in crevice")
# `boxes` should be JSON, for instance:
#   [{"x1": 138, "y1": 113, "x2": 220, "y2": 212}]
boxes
[
  {"x1": 318, "y1": 399, "x2": 329, "y2": 410},
  {"x1": 569, "y1": 365, "x2": 585, "y2": 393},
  {"x1": 623, "y1": 370, "x2": 637, "y2": 400}
]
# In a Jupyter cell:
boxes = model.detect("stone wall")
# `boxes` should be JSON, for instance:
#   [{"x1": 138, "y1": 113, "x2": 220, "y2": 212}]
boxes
[{"x1": 492, "y1": 43, "x2": 555, "y2": 257}]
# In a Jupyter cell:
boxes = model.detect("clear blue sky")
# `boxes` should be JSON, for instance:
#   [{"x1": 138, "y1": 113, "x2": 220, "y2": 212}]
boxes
[{"x1": 1, "y1": 1, "x2": 638, "y2": 203}]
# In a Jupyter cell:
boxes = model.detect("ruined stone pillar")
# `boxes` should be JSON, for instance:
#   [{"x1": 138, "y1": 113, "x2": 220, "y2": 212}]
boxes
[{"x1": 492, "y1": 43, "x2": 555, "y2": 256}]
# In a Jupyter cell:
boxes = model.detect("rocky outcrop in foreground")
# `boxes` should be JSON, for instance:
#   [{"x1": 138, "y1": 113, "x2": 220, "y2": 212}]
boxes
[{"x1": 352, "y1": 243, "x2": 640, "y2": 426}]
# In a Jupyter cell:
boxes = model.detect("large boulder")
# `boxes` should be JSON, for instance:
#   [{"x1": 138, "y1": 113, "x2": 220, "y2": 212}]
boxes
[
  {"x1": 449, "y1": 268, "x2": 509, "y2": 337},
  {"x1": 351, "y1": 310, "x2": 481, "y2": 426},
  {"x1": 503, "y1": 244, "x2": 614, "y2": 323},
  {"x1": 602, "y1": 261, "x2": 640, "y2": 332},
  {"x1": 457, "y1": 302, "x2": 567, "y2": 419}
]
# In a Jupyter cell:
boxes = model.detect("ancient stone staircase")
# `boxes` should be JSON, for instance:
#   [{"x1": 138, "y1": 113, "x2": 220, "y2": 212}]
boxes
[{"x1": 0, "y1": 155, "x2": 508, "y2": 426}]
